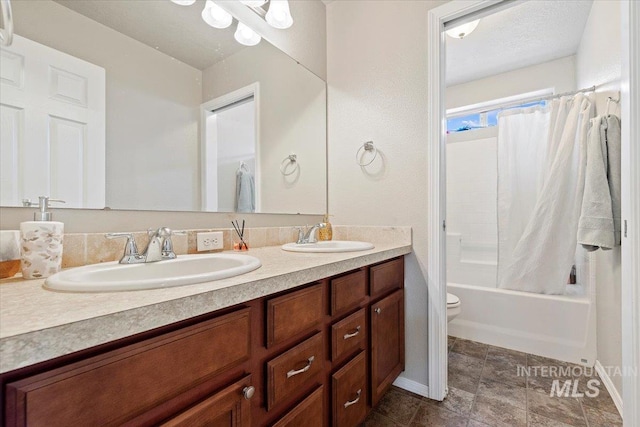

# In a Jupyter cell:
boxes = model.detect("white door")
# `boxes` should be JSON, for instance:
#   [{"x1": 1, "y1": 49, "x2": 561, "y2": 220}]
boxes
[{"x1": 0, "y1": 34, "x2": 106, "y2": 208}]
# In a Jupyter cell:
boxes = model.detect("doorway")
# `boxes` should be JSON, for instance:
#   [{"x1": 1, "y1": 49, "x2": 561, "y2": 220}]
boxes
[
  {"x1": 426, "y1": 2, "x2": 639, "y2": 425},
  {"x1": 201, "y1": 83, "x2": 260, "y2": 212}
]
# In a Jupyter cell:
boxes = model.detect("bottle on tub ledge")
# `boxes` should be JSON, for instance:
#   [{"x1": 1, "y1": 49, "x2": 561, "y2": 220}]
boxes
[
  {"x1": 567, "y1": 264, "x2": 577, "y2": 285},
  {"x1": 20, "y1": 197, "x2": 65, "y2": 279}
]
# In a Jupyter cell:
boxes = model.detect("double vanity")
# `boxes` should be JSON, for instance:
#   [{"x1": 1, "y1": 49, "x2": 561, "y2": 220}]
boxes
[{"x1": 0, "y1": 230, "x2": 410, "y2": 426}]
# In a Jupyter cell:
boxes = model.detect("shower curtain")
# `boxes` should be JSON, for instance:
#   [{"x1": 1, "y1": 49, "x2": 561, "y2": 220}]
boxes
[{"x1": 497, "y1": 94, "x2": 593, "y2": 294}]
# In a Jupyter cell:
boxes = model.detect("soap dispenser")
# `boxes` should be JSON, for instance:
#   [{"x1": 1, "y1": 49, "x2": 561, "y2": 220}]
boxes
[
  {"x1": 20, "y1": 197, "x2": 65, "y2": 279},
  {"x1": 318, "y1": 214, "x2": 333, "y2": 241}
]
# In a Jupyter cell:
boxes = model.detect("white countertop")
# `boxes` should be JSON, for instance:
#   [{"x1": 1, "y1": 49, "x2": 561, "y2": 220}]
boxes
[{"x1": 0, "y1": 243, "x2": 411, "y2": 373}]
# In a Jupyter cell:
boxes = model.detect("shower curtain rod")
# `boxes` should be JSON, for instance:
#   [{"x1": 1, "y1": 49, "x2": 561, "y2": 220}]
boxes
[{"x1": 447, "y1": 85, "x2": 597, "y2": 118}]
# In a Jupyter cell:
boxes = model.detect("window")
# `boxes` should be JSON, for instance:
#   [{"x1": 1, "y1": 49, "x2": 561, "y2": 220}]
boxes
[{"x1": 447, "y1": 100, "x2": 547, "y2": 133}]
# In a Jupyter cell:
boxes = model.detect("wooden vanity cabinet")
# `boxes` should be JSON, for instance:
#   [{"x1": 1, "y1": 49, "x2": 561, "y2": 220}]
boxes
[
  {"x1": 370, "y1": 289, "x2": 405, "y2": 406},
  {"x1": 1, "y1": 256, "x2": 405, "y2": 427}
]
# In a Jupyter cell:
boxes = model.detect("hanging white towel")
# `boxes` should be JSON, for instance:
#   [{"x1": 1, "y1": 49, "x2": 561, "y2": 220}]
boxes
[
  {"x1": 578, "y1": 116, "x2": 615, "y2": 250},
  {"x1": 605, "y1": 115, "x2": 622, "y2": 246},
  {"x1": 235, "y1": 166, "x2": 255, "y2": 213}
]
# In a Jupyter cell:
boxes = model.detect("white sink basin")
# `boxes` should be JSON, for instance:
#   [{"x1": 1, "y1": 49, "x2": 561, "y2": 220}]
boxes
[
  {"x1": 281, "y1": 240, "x2": 374, "y2": 253},
  {"x1": 44, "y1": 253, "x2": 261, "y2": 292}
]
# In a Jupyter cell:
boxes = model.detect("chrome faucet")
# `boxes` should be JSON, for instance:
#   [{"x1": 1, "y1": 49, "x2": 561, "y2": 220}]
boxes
[
  {"x1": 106, "y1": 227, "x2": 185, "y2": 264},
  {"x1": 295, "y1": 223, "x2": 326, "y2": 244}
]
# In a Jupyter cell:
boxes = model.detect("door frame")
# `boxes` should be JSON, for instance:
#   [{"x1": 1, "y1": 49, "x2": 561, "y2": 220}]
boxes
[
  {"x1": 200, "y1": 82, "x2": 261, "y2": 212},
  {"x1": 426, "y1": 1, "x2": 640, "y2": 422}
]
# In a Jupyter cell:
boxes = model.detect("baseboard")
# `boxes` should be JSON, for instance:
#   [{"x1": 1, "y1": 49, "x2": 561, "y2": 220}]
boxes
[
  {"x1": 595, "y1": 360, "x2": 624, "y2": 416},
  {"x1": 392, "y1": 375, "x2": 430, "y2": 398}
]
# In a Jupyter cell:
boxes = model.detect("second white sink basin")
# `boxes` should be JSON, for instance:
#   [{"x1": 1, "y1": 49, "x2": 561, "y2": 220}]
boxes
[
  {"x1": 44, "y1": 253, "x2": 261, "y2": 292},
  {"x1": 282, "y1": 240, "x2": 374, "y2": 253}
]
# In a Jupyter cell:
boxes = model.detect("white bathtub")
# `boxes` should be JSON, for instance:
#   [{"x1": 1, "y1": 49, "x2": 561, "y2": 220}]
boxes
[{"x1": 448, "y1": 282, "x2": 597, "y2": 365}]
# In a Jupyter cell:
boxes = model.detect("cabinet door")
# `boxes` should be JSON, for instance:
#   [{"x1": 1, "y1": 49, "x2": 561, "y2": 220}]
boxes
[
  {"x1": 332, "y1": 351, "x2": 367, "y2": 427},
  {"x1": 266, "y1": 284, "x2": 323, "y2": 348},
  {"x1": 160, "y1": 375, "x2": 253, "y2": 427},
  {"x1": 272, "y1": 386, "x2": 323, "y2": 427},
  {"x1": 5, "y1": 308, "x2": 251, "y2": 427},
  {"x1": 370, "y1": 290, "x2": 405, "y2": 406},
  {"x1": 266, "y1": 332, "x2": 323, "y2": 410}
]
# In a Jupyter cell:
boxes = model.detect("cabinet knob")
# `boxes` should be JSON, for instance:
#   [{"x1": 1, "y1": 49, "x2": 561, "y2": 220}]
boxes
[
  {"x1": 374, "y1": 307, "x2": 381, "y2": 314},
  {"x1": 242, "y1": 386, "x2": 255, "y2": 400}
]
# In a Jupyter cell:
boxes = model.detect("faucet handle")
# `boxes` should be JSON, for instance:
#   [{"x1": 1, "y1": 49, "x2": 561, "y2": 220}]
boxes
[
  {"x1": 159, "y1": 228, "x2": 186, "y2": 260},
  {"x1": 106, "y1": 233, "x2": 144, "y2": 264},
  {"x1": 294, "y1": 226, "x2": 306, "y2": 244}
]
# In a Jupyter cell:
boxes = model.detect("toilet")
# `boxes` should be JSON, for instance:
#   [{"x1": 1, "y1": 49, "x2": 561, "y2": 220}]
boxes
[{"x1": 447, "y1": 293, "x2": 461, "y2": 323}]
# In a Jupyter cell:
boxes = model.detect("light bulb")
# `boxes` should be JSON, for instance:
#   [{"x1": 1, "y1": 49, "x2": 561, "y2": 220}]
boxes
[
  {"x1": 170, "y1": 0, "x2": 196, "y2": 5},
  {"x1": 234, "y1": 22, "x2": 261, "y2": 46},
  {"x1": 201, "y1": 0, "x2": 233, "y2": 29},
  {"x1": 266, "y1": 0, "x2": 293, "y2": 29},
  {"x1": 445, "y1": 19, "x2": 480, "y2": 39},
  {"x1": 240, "y1": 0, "x2": 268, "y2": 6}
]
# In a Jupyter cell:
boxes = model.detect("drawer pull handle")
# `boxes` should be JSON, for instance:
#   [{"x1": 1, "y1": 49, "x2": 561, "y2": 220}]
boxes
[
  {"x1": 343, "y1": 326, "x2": 361, "y2": 340},
  {"x1": 287, "y1": 356, "x2": 315, "y2": 378},
  {"x1": 343, "y1": 389, "x2": 362, "y2": 408},
  {"x1": 374, "y1": 307, "x2": 381, "y2": 314},
  {"x1": 242, "y1": 386, "x2": 255, "y2": 400}
]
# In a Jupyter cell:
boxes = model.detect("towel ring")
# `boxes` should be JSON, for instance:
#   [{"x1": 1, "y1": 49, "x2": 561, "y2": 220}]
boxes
[
  {"x1": 280, "y1": 154, "x2": 298, "y2": 176},
  {"x1": 356, "y1": 141, "x2": 377, "y2": 166}
]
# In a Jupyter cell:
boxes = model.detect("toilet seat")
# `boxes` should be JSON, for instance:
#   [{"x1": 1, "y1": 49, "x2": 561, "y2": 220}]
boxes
[{"x1": 447, "y1": 293, "x2": 460, "y2": 308}]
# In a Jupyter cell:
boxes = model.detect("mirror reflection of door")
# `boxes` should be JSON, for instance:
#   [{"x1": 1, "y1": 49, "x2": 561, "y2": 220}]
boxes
[
  {"x1": 202, "y1": 84, "x2": 259, "y2": 213},
  {"x1": 0, "y1": 35, "x2": 106, "y2": 209}
]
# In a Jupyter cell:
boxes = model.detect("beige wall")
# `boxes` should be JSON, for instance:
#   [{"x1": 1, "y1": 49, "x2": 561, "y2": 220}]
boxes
[
  {"x1": 576, "y1": 0, "x2": 623, "y2": 397},
  {"x1": 12, "y1": 0, "x2": 203, "y2": 211},
  {"x1": 203, "y1": 42, "x2": 327, "y2": 215},
  {"x1": 327, "y1": 0, "x2": 446, "y2": 389},
  {"x1": 446, "y1": 55, "x2": 576, "y2": 109}
]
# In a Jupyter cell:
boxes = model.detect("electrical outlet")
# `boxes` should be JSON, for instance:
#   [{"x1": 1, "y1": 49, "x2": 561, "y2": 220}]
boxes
[{"x1": 197, "y1": 231, "x2": 224, "y2": 251}]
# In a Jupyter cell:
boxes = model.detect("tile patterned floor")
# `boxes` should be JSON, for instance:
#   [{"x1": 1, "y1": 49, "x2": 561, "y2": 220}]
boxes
[{"x1": 363, "y1": 336, "x2": 623, "y2": 427}]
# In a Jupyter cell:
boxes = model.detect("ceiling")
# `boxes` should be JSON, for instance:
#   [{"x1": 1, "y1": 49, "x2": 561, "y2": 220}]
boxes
[
  {"x1": 56, "y1": 0, "x2": 247, "y2": 70},
  {"x1": 446, "y1": 0, "x2": 594, "y2": 86}
]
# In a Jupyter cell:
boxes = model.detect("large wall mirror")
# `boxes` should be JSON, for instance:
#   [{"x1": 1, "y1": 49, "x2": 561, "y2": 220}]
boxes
[{"x1": 0, "y1": 0, "x2": 327, "y2": 215}]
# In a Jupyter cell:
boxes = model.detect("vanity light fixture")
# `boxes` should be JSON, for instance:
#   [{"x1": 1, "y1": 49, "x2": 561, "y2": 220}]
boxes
[
  {"x1": 234, "y1": 21, "x2": 262, "y2": 46},
  {"x1": 170, "y1": 0, "x2": 196, "y2": 5},
  {"x1": 201, "y1": 0, "x2": 233, "y2": 29},
  {"x1": 445, "y1": 19, "x2": 480, "y2": 39},
  {"x1": 170, "y1": 0, "x2": 293, "y2": 46},
  {"x1": 240, "y1": 0, "x2": 269, "y2": 7},
  {"x1": 265, "y1": 0, "x2": 293, "y2": 29}
]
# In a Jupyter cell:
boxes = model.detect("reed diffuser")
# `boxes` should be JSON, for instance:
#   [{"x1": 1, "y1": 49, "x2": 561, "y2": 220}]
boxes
[{"x1": 232, "y1": 220, "x2": 249, "y2": 251}]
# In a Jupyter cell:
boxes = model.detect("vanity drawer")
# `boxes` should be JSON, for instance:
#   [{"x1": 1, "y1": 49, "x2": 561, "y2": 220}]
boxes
[
  {"x1": 370, "y1": 257, "x2": 404, "y2": 297},
  {"x1": 331, "y1": 308, "x2": 366, "y2": 362},
  {"x1": 332, "y1": 351, "x2": 367, "y2": 427},
  {"x1": 272, "y1": 385, "x2": 324, "y2": 427},
  {"x1": 160, "y1": 375, "x2": 253, "y2": 427},
  {"x1": 266, "y1": 284, "x2": 323, "y2": 348},
  {"x1": 266, "y1": 332, "x2": 323, "y2": 410},
  {"x1": 5, "y1": 308, "x2": 251, "y2": 427},
  {"x1": 330, "y1": 269, "x2": 366, "y2": 315}
]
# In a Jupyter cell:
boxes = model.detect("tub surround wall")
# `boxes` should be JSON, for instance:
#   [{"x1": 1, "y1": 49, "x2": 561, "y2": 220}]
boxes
[{"x1": 0, "y1": 226, "x2": 411, "y2": 373}]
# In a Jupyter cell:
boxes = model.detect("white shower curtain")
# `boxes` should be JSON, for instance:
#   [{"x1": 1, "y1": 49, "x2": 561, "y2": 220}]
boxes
[{"x1": 497, "y1": 94, "x2": 593, "y2": 294}]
